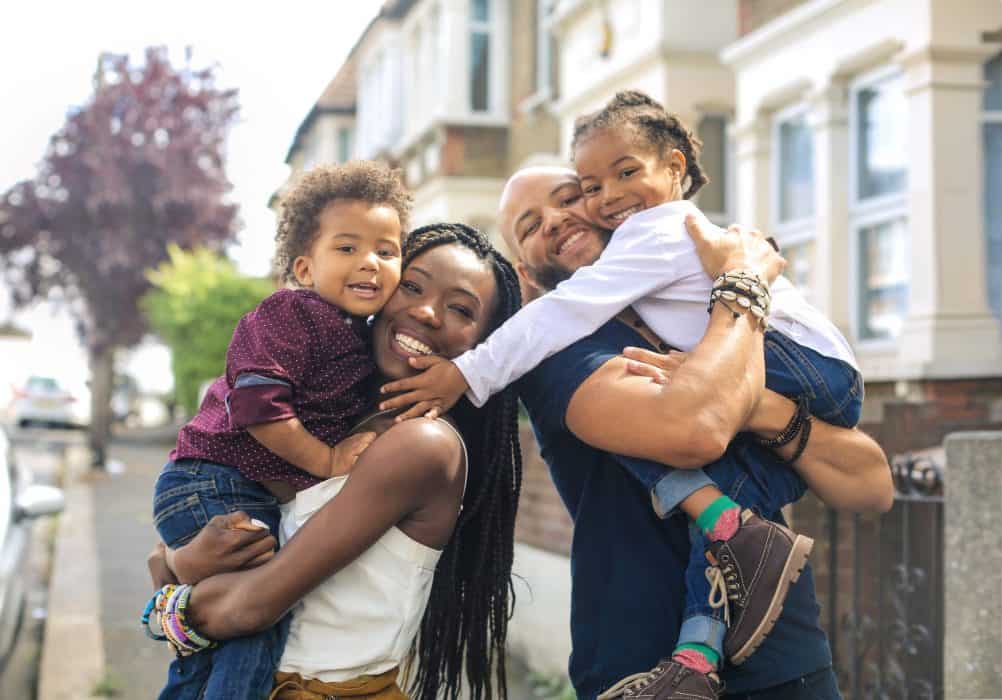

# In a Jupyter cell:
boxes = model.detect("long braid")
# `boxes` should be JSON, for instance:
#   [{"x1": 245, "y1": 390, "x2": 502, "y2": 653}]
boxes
[
  {"x1": 571, "y1": 89, "x2": 710, "y2": 199},
  {"x1": 402, "y1": 223, "x2": 523, "y2": 700}
]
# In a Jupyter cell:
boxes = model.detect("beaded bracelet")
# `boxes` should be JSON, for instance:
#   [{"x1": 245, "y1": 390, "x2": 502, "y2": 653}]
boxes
[
  {"x1": 787, "y1": 414, "x2": 813, "y2": 464},
  {"x1": 140, "y1": 584, "x2": 216, "y2": 656},
  {"x1": 756, "y1": 395, "x2": 809, "y2": 449},
  {"x1": 708, "y1": 269, "x2": 772, "y2": 328}
]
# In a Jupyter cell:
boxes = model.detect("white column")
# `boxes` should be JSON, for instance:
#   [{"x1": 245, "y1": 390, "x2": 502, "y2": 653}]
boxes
[
  {"x1": 806, "y1": 80, "x2": 851, "y2": 328},
  {"x1": 733, "y1": 115, "x2": 772, "y2": 227},
  {"x1": 897, "y1": 45, "x2": 1002, "y2": 377}
]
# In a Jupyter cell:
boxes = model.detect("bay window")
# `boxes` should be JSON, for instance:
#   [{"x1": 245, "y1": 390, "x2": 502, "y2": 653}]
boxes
[{"x1": 851, "y1": 70, "x2": 909, "y2": 341}]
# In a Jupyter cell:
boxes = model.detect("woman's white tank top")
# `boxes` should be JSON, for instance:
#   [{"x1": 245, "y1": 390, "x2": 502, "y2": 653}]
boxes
[{"x1": 276, "y1": 419, "x2": 467, "y2": 683}]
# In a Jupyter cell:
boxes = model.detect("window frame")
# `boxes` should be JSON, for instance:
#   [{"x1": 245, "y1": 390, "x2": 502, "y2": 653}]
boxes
[
  {"x1": 769, "y1": 102, "x2": 816, "y2": 299},
  {"x1": 984, "y1": 51, "x2": 1002, "y2": 319},
  {"x1": 695, "y1": 112, "x2": 733, "y2": 227},
  {"x1": 469, "y1": 0, "x2": 493, "y2": 113},
  {"x1": 848, "y1": 65, "x2": 910, "y2": 347}
]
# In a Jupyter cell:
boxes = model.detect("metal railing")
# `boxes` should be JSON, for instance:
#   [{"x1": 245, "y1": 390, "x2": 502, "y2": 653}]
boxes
[{"x1": 825, "y1": 453, "x2": 944, "y2": 700}]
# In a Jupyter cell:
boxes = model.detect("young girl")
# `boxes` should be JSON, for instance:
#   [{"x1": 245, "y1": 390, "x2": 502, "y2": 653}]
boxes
[
  {"x1": 150, "y1": 161, "x2": 413, "y2": 700},
  {"x1": 383, "y1": 91, "x2": 863, "y2": 689}
]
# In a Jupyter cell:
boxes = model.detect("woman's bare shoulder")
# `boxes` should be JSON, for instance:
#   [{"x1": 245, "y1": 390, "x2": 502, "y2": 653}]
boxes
[{"x1": 357, "y1": 418, "x2": 465, "y2": 490}]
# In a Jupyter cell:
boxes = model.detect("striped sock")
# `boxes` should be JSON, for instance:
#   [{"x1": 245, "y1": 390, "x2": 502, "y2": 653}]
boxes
[
  {"x1": 672, "y1": 643, "x2": 720, "y2": 674},
  {"x1": 695, "y1": 496, "x2": 741, "y2": 542}
]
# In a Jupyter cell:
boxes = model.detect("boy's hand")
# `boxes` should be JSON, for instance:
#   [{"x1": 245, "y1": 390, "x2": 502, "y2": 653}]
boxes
[
  {"x1": 147, "y1": 541, "x2": 178, "y2": 590},
  {"x1": 378, "y1": 356, "x2": 469, "y2": 422},
  {"x1": 329, "y1": 431, "x2": 378, "y2": 476}
]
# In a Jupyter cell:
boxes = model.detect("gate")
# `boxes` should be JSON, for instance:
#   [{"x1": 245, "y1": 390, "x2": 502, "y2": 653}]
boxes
[{"x1": 820, "y1": 453, "x2": 944, "y2": 699}]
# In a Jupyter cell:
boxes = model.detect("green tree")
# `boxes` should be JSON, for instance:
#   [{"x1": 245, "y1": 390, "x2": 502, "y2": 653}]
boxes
[{"x1": 143, "y1": 245, "x2": 273, "y2": 414}]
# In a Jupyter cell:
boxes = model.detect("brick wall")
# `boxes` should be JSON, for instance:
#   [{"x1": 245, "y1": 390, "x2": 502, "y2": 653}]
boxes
[
  {"x1": 508, "y1": 0, "x2": 561, "y2": 167},
  {"x1": 738, "y1": 0, "x2": 808, "y2": 35},
  {"x1": 514, "y1": 422, "x2": 573, "y2": 556},
  {"x1": 440, "y1": 125, "x2": 509, "y2": 177}
]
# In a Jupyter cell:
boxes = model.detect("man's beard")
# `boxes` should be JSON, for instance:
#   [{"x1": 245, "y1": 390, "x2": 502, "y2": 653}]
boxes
[
  {"x1": 525, "y1": 261, "x2": 574, "y2": 292},
  {"x1": 523, "y1": 228, "x2": 612, "y2": 292}
]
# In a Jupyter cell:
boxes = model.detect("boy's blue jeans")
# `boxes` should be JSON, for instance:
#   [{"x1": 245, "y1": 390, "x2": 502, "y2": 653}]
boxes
[
  {"x1": 152, "y1": 459, "x2": 290, "y2": 700},
  {"x1": 620, "y1": 331, "x2": 863, "y2": 659}
]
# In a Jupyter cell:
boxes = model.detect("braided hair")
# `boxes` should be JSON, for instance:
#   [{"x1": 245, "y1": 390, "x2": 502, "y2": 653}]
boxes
[
  {"x1": 571, "y1": 89, "x2": 709, "y2": 199},
  {"x1": 401, "y1": 222, "x2": 523, "y2": 700}
]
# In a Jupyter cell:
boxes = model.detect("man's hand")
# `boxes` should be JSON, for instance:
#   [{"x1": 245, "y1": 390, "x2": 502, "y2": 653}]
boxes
[
  {"x1": 164, "y1": 511, "x2": 277, "y2": 585},
  {"x1": 622, "y1": 347, "x2": 688, "y2": 385},
  {"x1": 330, "y1": 431, "x2": 378, "y2": 476},
  {"x1": 685, "y1": 213, "x2": 786, "y2": 284},
  {"x1": 378, "y1": 356, "x2": 469, "y2": 421}
]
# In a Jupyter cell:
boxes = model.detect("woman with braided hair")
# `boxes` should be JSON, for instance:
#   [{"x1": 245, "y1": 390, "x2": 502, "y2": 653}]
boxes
[{"x1": 146, "y1": 222, "x2": 523, "y2": 700}]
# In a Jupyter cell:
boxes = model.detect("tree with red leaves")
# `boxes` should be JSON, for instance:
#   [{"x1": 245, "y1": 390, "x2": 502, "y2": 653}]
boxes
[{"x1": 0, "y1": 47, "x2": 240, "y2": 467}]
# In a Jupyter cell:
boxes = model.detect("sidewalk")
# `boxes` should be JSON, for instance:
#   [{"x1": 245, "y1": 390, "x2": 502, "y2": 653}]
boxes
[
  {"x1": 37, "y1": 430, "x2": 543, "y2": 700},
  {"x1": 39, "y1": 438, "x2": 172, "y2": 699}
]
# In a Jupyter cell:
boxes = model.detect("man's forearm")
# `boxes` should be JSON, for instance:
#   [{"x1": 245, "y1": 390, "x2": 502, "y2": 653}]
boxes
[
  {"x1": 748, "y1": 391, "x2": 893, "y2": 513},
  {"x1": 247, "y1": 417, "x2": 331, "y2": 478},
  {"x1": 657, "y1": 303, "x2": 766, "y2": 459}
]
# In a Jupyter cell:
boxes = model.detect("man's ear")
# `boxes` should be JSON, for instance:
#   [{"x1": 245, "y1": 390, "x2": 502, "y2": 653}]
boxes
[
  {"x1": 515, "y1": 260, "x2": 543, "y2": 303},
  {"x1": 292, "y1": 255, "x2": 313, "y2": 287}
]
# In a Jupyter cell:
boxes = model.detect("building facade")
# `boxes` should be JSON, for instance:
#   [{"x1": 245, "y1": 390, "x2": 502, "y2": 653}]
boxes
[
  {"x1": 273, "y1": 0, "x2": 1002, "y2": 687},
  {"x1": 723, "y1": 0, "x2": 1002, "y2": 434}
]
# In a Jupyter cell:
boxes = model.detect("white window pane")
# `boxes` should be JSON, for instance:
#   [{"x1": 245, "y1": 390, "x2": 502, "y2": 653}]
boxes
[
  {"x1": 783, "y1": 239, "x2": 815, "y2": 296},
  {"x1": 986, "y1": 122, "x2": 1002, "y2": 317},
  {"x1": 985, "y1": 53, "x2": 1002, "y2": 111},
  {"x1": 470, "y1": 32, "x2": 490, "y2": 112},
  {"x1": 858, "y1": 217, "x2": 909, "y2": 340},
  {"x1": 778, "y1": 115, "x2": 814, "y2": 222},
  {"x1": 337, "y1": 128, "x2": 352, "y2": 163},
  {"x1": 697, "y1": 116, "x2": 727, "y2": 214},
  {"x1": 472, "y1": 0, "x2": 489, "y2": 23},
  {"x1": 857, "y1": 77, "x2": 908, "y2": 200}
]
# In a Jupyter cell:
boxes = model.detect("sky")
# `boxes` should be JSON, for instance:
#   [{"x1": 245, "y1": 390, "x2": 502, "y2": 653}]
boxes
[{"x1": 0, "y1": 0, "x2": 382, "y2": 399}]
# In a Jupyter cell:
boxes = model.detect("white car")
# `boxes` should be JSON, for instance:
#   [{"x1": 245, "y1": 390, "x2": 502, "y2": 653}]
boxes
[
  {"x1": 0, "y1": 427, "x2": 64, "y2": 671},
  {"x1": 10, "y1": 377, "x2": 84, "y2": 429}
]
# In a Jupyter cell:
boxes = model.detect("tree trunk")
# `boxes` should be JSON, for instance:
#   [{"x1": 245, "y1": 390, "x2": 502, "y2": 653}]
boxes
[{"x1": 88, "y1": 344, "x2": 115, "y2": 469}]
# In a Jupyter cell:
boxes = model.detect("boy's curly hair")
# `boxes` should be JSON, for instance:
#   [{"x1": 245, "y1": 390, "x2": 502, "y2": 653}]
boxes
[{"x1": 274, "y1": 161, "x2": 413, "y2": 282}]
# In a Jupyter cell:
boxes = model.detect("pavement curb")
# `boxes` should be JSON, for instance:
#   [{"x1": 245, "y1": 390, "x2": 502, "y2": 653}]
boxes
[{"x1": 38, "y1": 446, "x2": 106, "y2": 700}]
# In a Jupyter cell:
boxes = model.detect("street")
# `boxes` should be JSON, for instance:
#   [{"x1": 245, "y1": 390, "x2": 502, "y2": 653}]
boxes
[
  {"x1": 1, "y1": 427, "x2": 78, "y2": 699},
  {"x1": 3, "y1": 425, "x2": 173, "y2": 699}
]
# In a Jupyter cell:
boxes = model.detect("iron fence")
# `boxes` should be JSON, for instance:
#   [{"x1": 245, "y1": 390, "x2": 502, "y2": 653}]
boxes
[{"x1": 824, "y1": 453, "x2": 944, "y2": 700}]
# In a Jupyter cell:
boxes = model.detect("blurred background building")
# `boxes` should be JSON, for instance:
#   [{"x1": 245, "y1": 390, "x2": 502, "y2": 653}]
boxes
[{"x1": 273, "y1": 0, "x2": 1002, "y2": 693}]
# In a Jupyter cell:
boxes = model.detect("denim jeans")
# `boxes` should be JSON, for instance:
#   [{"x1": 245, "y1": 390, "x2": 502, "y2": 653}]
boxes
[
  {"x1": 616, "y1": 332, "x2": 861, "y2": 658},
  {"x1": 152, "y1": 459, "x2": 290, "y2": 700},
  {"x1": 723, "y1": 666, "x2": 842, "y2": 700}
]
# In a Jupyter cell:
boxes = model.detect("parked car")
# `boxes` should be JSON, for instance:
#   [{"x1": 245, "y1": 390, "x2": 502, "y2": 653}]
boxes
[
  {"x1": 10, "y1": 376, "x2": 85, "y2": 429},
  {"x1": 0, "y1": 427, "x2": 64, "y2": 671}
]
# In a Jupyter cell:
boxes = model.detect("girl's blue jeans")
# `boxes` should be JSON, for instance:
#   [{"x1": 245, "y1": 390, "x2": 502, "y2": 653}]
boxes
[
  {"x1": 619, "y1": 331, "x2": 863, "y2": 659},
  {"x1": 152, "y1": 459, "x2": 290, "y2": 700}
]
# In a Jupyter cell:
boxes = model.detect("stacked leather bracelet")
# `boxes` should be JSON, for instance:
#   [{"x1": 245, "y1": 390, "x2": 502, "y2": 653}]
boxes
[
  {"x1": 756, "y1": 394, "x2": 813, "y2": 463},
  {"x1": 708, "y1": 269, "x2": 772, "y2": 328}
]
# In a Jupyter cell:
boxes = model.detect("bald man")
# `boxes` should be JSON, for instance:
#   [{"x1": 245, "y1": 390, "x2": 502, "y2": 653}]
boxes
[{"x1": 500, "y1": 167, "x2": 889, "y2": 700}]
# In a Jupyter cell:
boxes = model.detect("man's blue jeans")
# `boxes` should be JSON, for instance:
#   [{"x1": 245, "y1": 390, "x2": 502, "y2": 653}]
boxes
[
  {"x1": 152, "y1": 459, "x2": 290, "y2": 700},
  {"x1": 618, "y1": 331, "x2": 862, "y2": 658}
]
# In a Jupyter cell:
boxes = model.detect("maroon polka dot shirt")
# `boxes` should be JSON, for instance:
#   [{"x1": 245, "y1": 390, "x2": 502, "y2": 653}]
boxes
[{"x1": 171, "y1": 289, "x2": 374, "y2": 490}]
